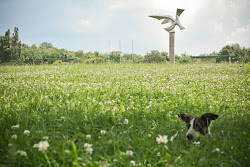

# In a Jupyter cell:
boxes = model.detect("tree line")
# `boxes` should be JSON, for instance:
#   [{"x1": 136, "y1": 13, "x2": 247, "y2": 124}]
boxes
[
  {"x1": 0, "y1": 28, "x2": 249, "y2": 65},
  {"x1": 0, "y1": 27, "x2": 21, "y2": 63}
]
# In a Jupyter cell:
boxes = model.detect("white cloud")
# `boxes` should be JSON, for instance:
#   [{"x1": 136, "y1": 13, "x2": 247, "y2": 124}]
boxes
[
  {"x1": 229, "y1": 20, "x2": 250, "y2": 46},
  {"x1": 76, "y1": 19, "x2": 92, "y2": 32}
]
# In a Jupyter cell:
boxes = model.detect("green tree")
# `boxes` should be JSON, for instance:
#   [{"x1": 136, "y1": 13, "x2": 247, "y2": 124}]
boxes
[
  {"x1": 0, "y1": 36, "x2": 3, "y2": 63},
  {"x1": 11, "y1": 27, "x2": 21, "y2": 60},
  {"x1": 219, "y1": 43, "x2": 243, "y2": 62},
  {"x1": 144, "y1": 50, "x2": 166, "y2": 63},
  {"x1": 178, "y1": 52, "x2": 193, "y2": 64},
  {"x1": 161, "y1": 52, "x2": 169, "y2": 61},
  {"x1": 110, "y1": 51, "x2": 121, "y2": 63},
  {"x1": 0, "y1": 29, "x2": 11, "y2": 62},
  {"x1": 132, "y1": 54, "x2": 144, "y2": 63},
  {"x1": 122, "y1": 53, "x2": 132, "y2": 62},
  {"x1": 39, "y1": 42, "x2": 53, "y2": 49}
]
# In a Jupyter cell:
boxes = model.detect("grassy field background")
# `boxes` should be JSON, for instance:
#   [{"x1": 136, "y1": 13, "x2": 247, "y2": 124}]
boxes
[{"x1": 0, "y1": 63, "x2": 249, "y2": 166}]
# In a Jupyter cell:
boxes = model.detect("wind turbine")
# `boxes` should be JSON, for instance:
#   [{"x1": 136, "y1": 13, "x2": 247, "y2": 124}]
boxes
[{"x1": 149, "y1": 8, "x2": 185, "y2": 64}]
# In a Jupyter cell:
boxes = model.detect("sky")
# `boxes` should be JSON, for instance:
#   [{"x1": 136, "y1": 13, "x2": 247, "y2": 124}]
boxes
[{"x1": 0, "y1": 0, "x2": 250, "y2": 56}]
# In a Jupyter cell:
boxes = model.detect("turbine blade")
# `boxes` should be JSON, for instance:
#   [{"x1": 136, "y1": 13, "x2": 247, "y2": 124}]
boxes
[
  {"x1": 176, "y1": 8, "x2": 185, "y2": 16},
  {"x1": 149, "y1": 15, "x2": 175, "y2": 22},
  {"x1": 176, "y1": 15, "x2": 185, "y2": 30},
  {"x1": 161, "y1": 18, "x2": 174, "y2": 24},
  {"x1": 164, "y1": 24, "x2": 175, "y2": 32},
  {"x1": 149, "y1": 15, "x2": 165, "y2": 20},
  {"x1": 177, "y1": 23, "x2": 185, "y2": 30}
]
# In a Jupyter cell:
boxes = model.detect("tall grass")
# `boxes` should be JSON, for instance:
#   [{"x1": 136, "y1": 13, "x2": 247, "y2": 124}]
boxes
[{"x1": 0, "y1": 63, "x2": 249, "y2": 166}]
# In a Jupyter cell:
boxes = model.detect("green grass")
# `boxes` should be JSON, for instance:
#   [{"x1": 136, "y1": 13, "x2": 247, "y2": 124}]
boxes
[{"x1": 0, "y1": 63, "x2": 249, "y2": 167}]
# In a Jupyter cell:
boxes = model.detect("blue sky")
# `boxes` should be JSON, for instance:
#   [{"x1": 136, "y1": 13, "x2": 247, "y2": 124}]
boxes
[{"x1": 0, "y1": 0, "x2": 250, "y2": 56}]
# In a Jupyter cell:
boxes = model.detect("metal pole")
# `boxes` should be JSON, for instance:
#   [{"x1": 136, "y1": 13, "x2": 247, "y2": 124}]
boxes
[{"x1": 169, "y1": 32, "x2": 175, "y2": 64}]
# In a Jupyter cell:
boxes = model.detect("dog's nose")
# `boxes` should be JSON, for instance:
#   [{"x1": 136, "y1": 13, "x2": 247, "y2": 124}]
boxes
[{"x1": 187, "y1": 134, "x2": 193, "y2": 140}]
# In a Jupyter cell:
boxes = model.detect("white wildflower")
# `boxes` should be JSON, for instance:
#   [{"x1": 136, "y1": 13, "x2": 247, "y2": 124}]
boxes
[
  {"x1": 61, "y1": 116, "x2": 65, "y2": 121},
  {"x1": 157, "y1": 152, "x2": 161, "y2": 157},
  {"x1": 123, "y1": 119, "x2": 129, "y2": 124},
  {"x1": 85, "y1": 147, "x2": 93, "y2": 154},
  {"x1": 212, "y1": 148, "x2": 220, "y2": 153},
  {"x1": 100, "y1": 130, "x2": 106, "y2": 135},
  {"x1": 12, "y1": 135, "x2": 17, "y2": 140},
  {"x1": 84, "y1": 143, "x2": 92, "y2": 148},
  {"x1": 16, "y1": 150, "x2": 27, "y2": 157},
  {"x1": 126, "y1": 150, "x2": 133, "y2": 156},
  {"x1": 148, "y1": 134, "x2": 152, "y2": 138},
  {"x1": 11, "y1": 125, "x2": 19, "y2": 130},
  {"x1": 24, "y1": 130, "x2": 30, "y2": 136},
  {"x1": 86, "y1": 134, "x2": 91, "y2": 139},
  {"x1": 130, "y1": 160, "x2": 136, "y2": 166},
  {"x1": 194, "y1": 141, "x2": 200, "y2": 146},
  {"x1": 33, "y1": 141, "x2": 50, "y2": 152},
  {"x1": 156, "y1": 135, "x2": 168, "y2": 144},
  {"x1": 84, "y1": 143, "x2": 93, "y2": 154},
  {"x1": 8, "y1": 143, "x2": 13, "y2": 147}
]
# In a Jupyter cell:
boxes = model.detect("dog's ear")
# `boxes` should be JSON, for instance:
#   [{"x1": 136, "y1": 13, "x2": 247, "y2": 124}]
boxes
[
  {"x1": 178, "y1": 114, "x2": 194, "y2": 124},
  {"x1": 201, "y1": 113, "x2": 218, "y2": 125}
]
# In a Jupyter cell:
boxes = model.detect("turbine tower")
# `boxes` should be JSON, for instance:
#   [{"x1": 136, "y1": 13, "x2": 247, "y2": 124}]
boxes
[{"x1": 149, "y1": 8, "x2": 185, "y2": 64}]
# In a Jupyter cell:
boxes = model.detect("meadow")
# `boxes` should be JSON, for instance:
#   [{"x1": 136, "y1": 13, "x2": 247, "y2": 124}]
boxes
[{"x1": 0, "y1": 63, "x2": 249, "y2": 167}]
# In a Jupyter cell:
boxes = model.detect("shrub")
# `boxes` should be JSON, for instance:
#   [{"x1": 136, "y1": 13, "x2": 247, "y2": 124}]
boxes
[{"x1": 53, "y1": 60, "x2": 69, "y2": 65}]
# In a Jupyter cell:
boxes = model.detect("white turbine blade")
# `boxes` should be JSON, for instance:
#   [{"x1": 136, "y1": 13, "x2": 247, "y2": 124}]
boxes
[
  {"x1": 164, "y1": 24, "x2": 175, "y2": 32},
  {"x1": 149, "y1": 15, "x2": 165, "y2": 20},
  {"x1": 176, "y1": 15, "x2": 185, "y2": 30},
  {"x1": 162, "y1": 15, "x2": 175, "y2": 22},
  {"x1": 149, "y1": 15, "x2": 175, "y2": 22},
  {"x1": 161, "y1": 18, "x2": 174, "y2": 24},
  {"x1": 177, "y1": 22, "x2": 185, "y2": 30},
  {"x1": 176, "y1": 8, "x2": 185, "y2": 16}
]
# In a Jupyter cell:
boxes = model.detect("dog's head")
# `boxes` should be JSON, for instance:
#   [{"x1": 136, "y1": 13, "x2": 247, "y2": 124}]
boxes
[{"x1": 178, "y1": 113, "x2": 218, "y2": 141}]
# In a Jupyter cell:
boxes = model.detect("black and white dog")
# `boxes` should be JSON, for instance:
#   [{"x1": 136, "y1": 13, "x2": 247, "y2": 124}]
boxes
[{"x1": 178, "y1": 113, "x2": 218, "y2": 141}]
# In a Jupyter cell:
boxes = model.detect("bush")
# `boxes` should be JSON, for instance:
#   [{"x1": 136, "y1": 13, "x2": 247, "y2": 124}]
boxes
[
  {"x1": 144, "y1": 50, "x2": 166, "y2": 63},
  {"x1": 53, "y1": 60, "x2": 69, "y2": 65},
  {"x1": 176, "y1": 53, "x2": 194, "y2": 64}
]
